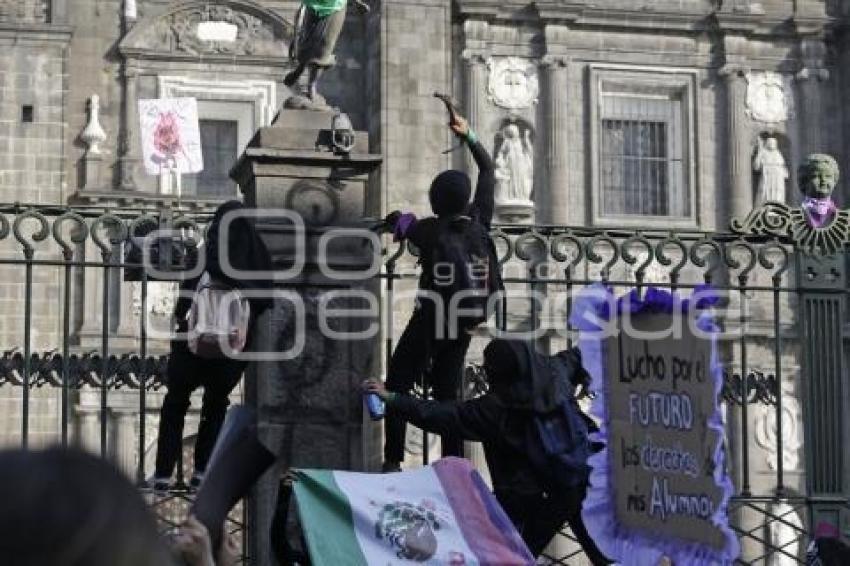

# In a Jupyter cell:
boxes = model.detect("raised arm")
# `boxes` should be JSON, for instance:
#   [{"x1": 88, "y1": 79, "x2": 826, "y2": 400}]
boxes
[{"x1": 450, "y1": 116, "x2": 496, "y2": 229}]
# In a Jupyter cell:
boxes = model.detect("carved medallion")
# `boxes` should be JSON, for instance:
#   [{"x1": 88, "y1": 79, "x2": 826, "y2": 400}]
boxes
[
  {"x1": 487, "y1": 58, "x2": 539, "y2": 110},
  {"x1": 746, "y1": 72, "x2": 792, "y2": 124}
]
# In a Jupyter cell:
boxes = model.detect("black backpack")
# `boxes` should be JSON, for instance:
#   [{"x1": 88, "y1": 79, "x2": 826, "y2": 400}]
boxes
[
  {"x1": 524, "y1": 350, "x2": 594, "y2": 491},
  {"x1": 430, "y1": 217, "x2": 500, "y2": 330}
]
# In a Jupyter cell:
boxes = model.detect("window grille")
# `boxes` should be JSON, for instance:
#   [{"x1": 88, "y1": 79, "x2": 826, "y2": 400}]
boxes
[{"x1": 599, "y1": 90, "x2": 688, "y2": 218}]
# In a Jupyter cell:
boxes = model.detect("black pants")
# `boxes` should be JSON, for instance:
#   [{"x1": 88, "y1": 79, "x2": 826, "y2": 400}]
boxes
[
  {"x1": 384, "y1": 303, "x2": 472, "y2": 464},
  {"x1": 497, "y1": 489, "x2": 611, "y2": 565},
  {"x1": 154, "y1": 343, "x2": 247, "y2": 478}
]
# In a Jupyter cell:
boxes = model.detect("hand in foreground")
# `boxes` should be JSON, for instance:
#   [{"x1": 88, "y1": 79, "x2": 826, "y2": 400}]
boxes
[
  {"x1": 362, "y1": 379, "x2": 390, "y2": 401},
  {"x1": 217, "y1": 533, "x2": 240, "y2": 566},
  {"x1": 449, "y1": 115, "x2": 470, "y2": 139},
  {"x1": 173, "y1": 516, "x2": 215, "y2": 566}
]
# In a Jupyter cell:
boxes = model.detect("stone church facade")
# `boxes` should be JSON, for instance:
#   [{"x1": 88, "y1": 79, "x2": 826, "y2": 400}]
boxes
[{"x1": 1, "y1": 0, "x2": 849, "y2": 563}]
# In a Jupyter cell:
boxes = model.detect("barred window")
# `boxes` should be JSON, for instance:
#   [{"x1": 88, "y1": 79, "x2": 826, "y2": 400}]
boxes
[{"x1": 595, "y1": 75, "x2": 692, "y2": 221}]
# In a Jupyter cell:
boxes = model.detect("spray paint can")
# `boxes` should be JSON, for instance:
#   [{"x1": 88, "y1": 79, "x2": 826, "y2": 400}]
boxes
[{"x1": 364, "y1": 392, "x2": 385, "y2": 421}]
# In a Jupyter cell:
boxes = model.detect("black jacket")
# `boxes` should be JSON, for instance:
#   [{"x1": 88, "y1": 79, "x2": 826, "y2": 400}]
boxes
[
  {"x1": 388, "y1": 392, "x2": 546, "y2": 498},
  {"x1": 404, "y1": 141, "x2": 501, "y2": 295}
]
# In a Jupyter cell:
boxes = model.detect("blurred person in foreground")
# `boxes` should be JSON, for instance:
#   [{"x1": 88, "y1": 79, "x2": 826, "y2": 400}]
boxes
[
  {"x1": 0, "y1": 447, "x2": 172, "y2": 566},
  {"x1": 0, "y1": 447, "x2": 238, "y2": 566}
]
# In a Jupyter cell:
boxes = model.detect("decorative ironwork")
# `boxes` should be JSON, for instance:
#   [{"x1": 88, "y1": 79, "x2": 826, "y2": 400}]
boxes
[
  {"x1": 730, "y1": 202, "x2": 850, "y2": 255},
  {"x1": 0, "y1": 349, "x2": 169, "y2": 390},
  {"x1": 722, "y1": 371, "x2": 780, "y2": 406}
]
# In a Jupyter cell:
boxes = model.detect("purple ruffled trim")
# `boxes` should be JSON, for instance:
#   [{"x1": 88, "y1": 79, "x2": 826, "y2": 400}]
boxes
[
  {"x1": 393, "y1": 213, "x2": 418, "y2": 242},
  {"x1": 571, "y1": 284, "x2": 740, "y2": 566}
]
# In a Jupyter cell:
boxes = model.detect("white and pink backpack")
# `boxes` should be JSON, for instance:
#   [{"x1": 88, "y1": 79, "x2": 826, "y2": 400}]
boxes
[{"x1": 187, "y1": 272, "x2": 251, "y2": 359}]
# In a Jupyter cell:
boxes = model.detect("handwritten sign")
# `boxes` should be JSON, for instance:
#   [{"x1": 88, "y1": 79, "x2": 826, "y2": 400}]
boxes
[
  {"x1": 139, "y1": 98, "x2": 203, "y2": 176},
  {"x1": 575, "y1": 286, "x2": 739, "y2": 566}
]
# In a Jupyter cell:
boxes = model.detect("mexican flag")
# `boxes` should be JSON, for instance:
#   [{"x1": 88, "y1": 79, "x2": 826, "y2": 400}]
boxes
[{"x1": 293, "y1": 457, "x2": 535, "y2": 565}]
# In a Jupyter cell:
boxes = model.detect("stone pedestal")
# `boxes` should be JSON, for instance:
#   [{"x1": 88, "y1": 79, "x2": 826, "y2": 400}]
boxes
[{"x1": 231, "y1": 108, "x2": 382, "y2": 566}]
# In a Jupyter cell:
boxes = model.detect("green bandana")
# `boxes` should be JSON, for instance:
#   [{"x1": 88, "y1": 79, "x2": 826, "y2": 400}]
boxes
[{"x1": 303, "y1": 0, "x2": 346, "y2": 18}]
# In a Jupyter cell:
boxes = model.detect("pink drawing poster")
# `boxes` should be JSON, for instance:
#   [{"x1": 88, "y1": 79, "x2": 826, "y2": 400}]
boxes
[{"x1": 139, "y1": 98, "x2": 203, "y2": 176}]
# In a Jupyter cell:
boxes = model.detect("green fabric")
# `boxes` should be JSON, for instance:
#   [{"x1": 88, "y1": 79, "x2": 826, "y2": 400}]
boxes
[
  {"x1": 466, "y1": 128, "x2": 479, "y2": 145},
  {"x1": 292, "y1": 470, "x2": 368, "y2": 566},
  {"x1": 303, "y1": 0, "x2": 346, "y2": 18}
]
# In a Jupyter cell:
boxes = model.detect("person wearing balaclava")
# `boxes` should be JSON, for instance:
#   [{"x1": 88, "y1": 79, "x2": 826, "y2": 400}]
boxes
[
  {"x1": 362, "y1": 340, "x2": 611, "y2": 564},
  {"x1": 150, "y1": 201, "x2": 273, "y2": 493},
  {"x1": 380, "y1": 111, "x2": 502, "y2": 472}
]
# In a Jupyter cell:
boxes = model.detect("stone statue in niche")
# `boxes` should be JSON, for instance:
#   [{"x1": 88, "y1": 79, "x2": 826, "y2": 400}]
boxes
[
  {"x1": 753, "y1": 137, "x2": 789, "y2": 206},
  {"x1": 494, "y1": 123, "x2": 534, "y2": 208}
]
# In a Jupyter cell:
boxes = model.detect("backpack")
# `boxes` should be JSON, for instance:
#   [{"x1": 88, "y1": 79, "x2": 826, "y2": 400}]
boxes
[
  {"x1": 430, "y1": 217, "x2": 500, "y2": 330},
  {"x1": 187, "y1": 272, "x2": 251, "y2": 359},
  {"x1": 524, "y1": 350, "x2": 594, "y2": 491},
  {"x1": 531, "y1": 399, "x2": 592, "y2": 490}
]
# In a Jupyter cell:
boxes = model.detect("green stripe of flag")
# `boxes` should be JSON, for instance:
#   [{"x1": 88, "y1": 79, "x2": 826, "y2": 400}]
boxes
[{"x1": 293, "y1": 470, "x2": 368, "y2": 566}]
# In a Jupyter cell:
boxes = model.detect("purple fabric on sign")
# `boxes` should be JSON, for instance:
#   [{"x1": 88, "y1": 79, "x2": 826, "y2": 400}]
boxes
[
  {"x1": 393, "y1": 212, "x2": 418, "y2": 242},
  {"x1": 570, "y1": 286, "x2": 739, "y2": 566}
]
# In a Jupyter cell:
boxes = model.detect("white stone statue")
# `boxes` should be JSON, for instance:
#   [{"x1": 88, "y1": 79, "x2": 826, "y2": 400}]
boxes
[
  {"x1": 753, "y1": 137, "x2": 789, "y2": 205},
  {"x1": 494, "y1": 124, "x2": 534, "y2": 205}
]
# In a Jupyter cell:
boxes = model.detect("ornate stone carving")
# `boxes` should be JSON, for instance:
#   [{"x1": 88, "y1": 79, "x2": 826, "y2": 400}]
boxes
[
  {"x1": 754, "y1": 383, "x2": 803, "y2": 472},
  {"x1": 125, "y1": 3, "x2": 290, "y2": 58},
  {"x1": 81, "y1": 95, "x2": 107, "y2": 155},
  {"x1": 746, "y1": 72, "x2": 792, "y2": 124},
  {"x1": 487, "y1": 57, "x2": 539, "y2": 110},
  {"x1": 732, "y1": 154, "x2": 850, "y2": 255}
]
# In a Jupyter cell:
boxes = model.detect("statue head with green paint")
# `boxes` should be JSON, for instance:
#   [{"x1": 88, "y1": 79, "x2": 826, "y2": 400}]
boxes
[{"x1": 798, "y1": 154, "x2": 840, "y2": 200}]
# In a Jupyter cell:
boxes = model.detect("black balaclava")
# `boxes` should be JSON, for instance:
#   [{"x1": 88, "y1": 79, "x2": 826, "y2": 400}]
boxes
[
  {"x1": 483, "y1": 339, "x2": 521, "y2": 389},
  {"x1": 429, "y1": 170, "x2": 472, "y2": 217}
]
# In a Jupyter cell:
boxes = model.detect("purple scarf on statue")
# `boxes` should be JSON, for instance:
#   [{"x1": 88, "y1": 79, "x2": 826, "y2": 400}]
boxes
[{"x1": 802, "y1": 197, "x2": 837, "y2": 228}]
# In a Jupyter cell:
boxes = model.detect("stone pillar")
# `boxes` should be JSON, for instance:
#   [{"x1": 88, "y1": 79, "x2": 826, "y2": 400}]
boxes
[
  {"x1": 75, "y1": 399, "x2": 101, "y2": 455},
  {"x1": 462, "y1": 52, "x2": 488, "y2": 174},
  {"x1": 796, "y1": 39, "x2": 830, "y2": 157},
  {"x1": 721, "y1": 66, "x2": 753, "y2": 221},
  {"x1": 541, "y1": 55, "x2": 572, "y2": 225},
  {"x1": 461, "y1": 19, "x2": 488, "y2": 175},
  {"x1": 110, "y1": 406, "x2": 137, "y2": 478},
  {"x1": 232, "y1": 109, "x2": 382, "y2": 566},
  {"x1": 119, "y1": 62, "x2": 141, "y2": 191}
]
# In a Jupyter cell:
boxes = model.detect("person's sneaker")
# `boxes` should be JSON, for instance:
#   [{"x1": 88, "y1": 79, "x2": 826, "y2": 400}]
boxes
[
  {"x1": 189, "y1": 471, "x2": 204, "y2": 491},
  {"x1": 381, "y1": 461, "x2": 402, "y2": 473},
  {"x1": 146, "y1": 475, "x2": 172, "y2": 495}
]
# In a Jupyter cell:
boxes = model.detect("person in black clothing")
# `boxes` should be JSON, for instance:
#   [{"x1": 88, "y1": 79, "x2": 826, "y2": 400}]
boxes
[
  {"x1": 151, "y1": 201, "x2": 273, "y2": 491},
  {"x1": 380, "y1": 112, "x2": 500, "y2": 472},
  {"x1": 362, "y1": 339, "x2": 611, "y2": 564}
]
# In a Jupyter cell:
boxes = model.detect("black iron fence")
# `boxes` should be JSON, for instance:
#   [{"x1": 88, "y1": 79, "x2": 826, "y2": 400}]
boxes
[{"x1": 0, "y1": 203, "x2": 845, "y2": 564}]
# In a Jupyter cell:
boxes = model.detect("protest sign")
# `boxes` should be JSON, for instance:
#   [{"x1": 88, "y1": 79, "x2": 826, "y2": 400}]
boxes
[
  {"x1": 139, "y1": 98, "x2": 203, "y2": 177},
  {"x1": 574, "y1": 286, "x2": 739, "y2": 566}
]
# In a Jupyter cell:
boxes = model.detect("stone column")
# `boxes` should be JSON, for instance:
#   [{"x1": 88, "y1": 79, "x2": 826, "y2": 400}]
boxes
[
  {"x1": 721, "y1": 66, "x2": 753, "y2": 221},
  {"x1": 796, "y1": 39, "x2": 830, "y2": 157},
  {"x1": 110, "y1": 406, "x2": 138, "y2": 478},
  {"x1": 462, "y1": 52, "x2": 488, "y2": 174},
  {"x1": 119, "y1": 62, "x2": 141, "y2": 191},
  {"x1": 232, "y1": 109, "x2": 382, "y2": 566},
  {"x1": 541, "y1": 55, "x2": 572, "y2": 225}
]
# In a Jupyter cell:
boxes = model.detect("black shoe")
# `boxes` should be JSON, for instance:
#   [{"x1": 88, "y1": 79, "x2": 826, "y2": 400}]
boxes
[{"x1": 381, "y1": 461, "x2": 402, "y2": 473}]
